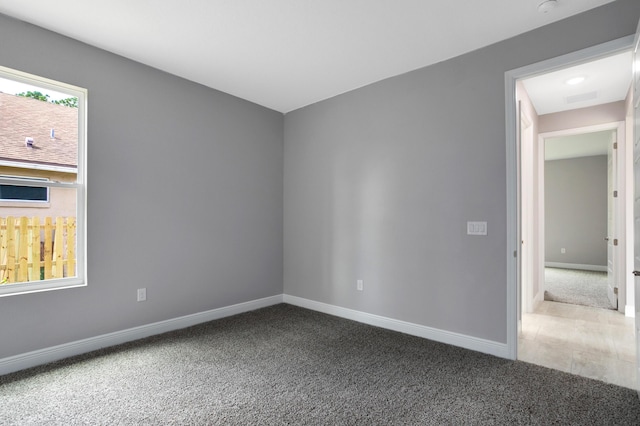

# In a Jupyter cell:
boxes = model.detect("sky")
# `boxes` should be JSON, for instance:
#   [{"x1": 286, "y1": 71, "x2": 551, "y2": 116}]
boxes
[{"x1": 0, "y1": 76, "x2": 71, "y2": 101}]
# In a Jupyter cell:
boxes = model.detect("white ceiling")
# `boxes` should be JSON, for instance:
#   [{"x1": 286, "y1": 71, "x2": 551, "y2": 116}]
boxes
[
  {"x1": 0, "y1": 0, "x2": 615, "y2": 113},
  {"x1": 522, "y1": 51, "x2": 633, "y2": 115}
]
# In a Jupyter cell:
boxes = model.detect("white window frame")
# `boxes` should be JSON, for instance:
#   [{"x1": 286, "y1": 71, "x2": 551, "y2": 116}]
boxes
[
  {"x1": 0, "y1": 65, "x2": 87, "y2": 297},
  {"x1": 0, "y1": 175, "x2": 50, "y2": 205}
]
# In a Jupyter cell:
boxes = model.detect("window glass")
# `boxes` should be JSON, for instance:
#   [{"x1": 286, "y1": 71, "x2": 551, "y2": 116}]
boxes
[{"x1": 0, "y1": 184, "x2": 48, "y2": 201}]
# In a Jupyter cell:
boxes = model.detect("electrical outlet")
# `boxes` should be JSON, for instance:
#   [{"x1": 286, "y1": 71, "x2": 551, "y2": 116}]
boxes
[
  {"x1": 561, "y1": 248, "x2": 566, "y2": 254},
  {"x1": 357, "y1": 280, "x2": 363, "y2": 291},
  {"x1": 137, "y1": 288, "x2": 147, "y2": 302}
]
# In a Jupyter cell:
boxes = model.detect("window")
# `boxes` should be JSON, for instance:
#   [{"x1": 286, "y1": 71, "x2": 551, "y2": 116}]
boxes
[
  {"x1": 0, "y1": 176, "x2": 49, "y2": 203},
  {"x1": 0, "y1": 65, "x2": 86, "y2": 296}
]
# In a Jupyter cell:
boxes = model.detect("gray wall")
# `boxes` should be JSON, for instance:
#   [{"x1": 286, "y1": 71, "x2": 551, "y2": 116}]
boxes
[
  {"x1": 0, "y1": 15, "x2": 283, "y2": 358},
  {"x1": 283, "y1": 0, "x2": 640, "y2": 343},
  {"x1": 545, "y1": 156, "x2": 608, "y2": 266}
]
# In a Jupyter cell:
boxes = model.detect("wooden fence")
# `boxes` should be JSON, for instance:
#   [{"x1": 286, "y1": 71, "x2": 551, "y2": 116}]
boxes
[{"x1": 0, "y1": 216, "x2": 76, "y2": 284}]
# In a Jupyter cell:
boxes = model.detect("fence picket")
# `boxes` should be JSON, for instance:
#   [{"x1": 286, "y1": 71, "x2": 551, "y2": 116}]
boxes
[
  {"x1": 0, "y1": 216, "x2": 76, "y2": 284},
  {"x1": 32, "y1": 217, "x2": 41, "y2": 280},
  {"x1": 0, "y1": 218, "x2": 6, "y2": 283},
  {"x1": 54, "y1": 217, "x2": 64, "y2": 279},
  {"x1": 66, "y1": 217, "x2": 76, "y2": 277},
  {"x1": 6, "y1": 217, "x2": 15, "y2": 283},
  {"x1": 44, "y1": 217, "x2": 53, "y2": 280},
  {"x1": 18, "y1": 217, "x2": 29, "y2": 282}
]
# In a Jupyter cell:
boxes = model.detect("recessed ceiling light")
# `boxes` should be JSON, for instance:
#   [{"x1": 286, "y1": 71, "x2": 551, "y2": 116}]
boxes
[
  {"x1": 538, "y1": 0, "x2": 558, "y2": 13},
  {"x1": 565, "y1": 76, "x2": 586, "y2": 85}
]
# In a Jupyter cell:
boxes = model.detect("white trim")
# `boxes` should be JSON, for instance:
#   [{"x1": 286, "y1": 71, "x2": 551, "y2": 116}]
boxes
[
  {"x1": 521, "y1": 108, "x2": 535, "y2": 314},
  {"x1": 536, "y1": 122, "x2": 546, "y2": 317},
  {"x1": 625, "y1": 304, "x2": 636, "y2": 318},
  {"x1": 0, "y1": 280, "x2": 86, "y2": 298},
  {"x1": 544, "y1": 262, "x2": 608, "y2": 272},
  {"x1": 0, "y1": 159, "x2": 77, "y2": 174},
  {"x1": 0, "y1": 294, "x2": 283, "y2": 376},
  {"x1": 283, "y1": 295, "x2": 509, "y2": 359},
  {"x1": 0, "y1": 201, "x2": 50, "y2": 208},
  {"x1": 505, "y1": 60, "x2": 519, "y2": 361},
  {"x1": 0, "y1": 294, "x2": 513, "y2": 376},
  {"x1": 0, "y1": 177, "x2": 79, "y2": 189},
  {"x1": 505, "y1": 35, "x2": 634, "y2": 361}
]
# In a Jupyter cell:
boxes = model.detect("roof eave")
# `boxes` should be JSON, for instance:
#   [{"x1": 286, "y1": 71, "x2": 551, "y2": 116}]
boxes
[{"x1": 0, "y1": 159, "x2": 77, "y2": 174}]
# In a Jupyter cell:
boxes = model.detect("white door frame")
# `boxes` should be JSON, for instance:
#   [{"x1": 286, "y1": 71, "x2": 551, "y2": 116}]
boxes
[
  {"x1": 520, "y1": 111, "x2": 535, "y2": 314},
  {"x1": 505, "y1": 35, "x2": 634, "y2": 360},
  {"x1": 538, "y1": 123, "x2": 626, "y2": 310}
]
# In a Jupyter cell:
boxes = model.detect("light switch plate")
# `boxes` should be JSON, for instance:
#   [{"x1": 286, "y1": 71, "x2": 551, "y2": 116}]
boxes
[{"x1": 467, "y1": 221, "x2": 487, "y2": 236}]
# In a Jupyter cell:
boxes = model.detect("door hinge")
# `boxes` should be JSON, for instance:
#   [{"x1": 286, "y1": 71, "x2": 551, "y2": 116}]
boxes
[
  {"x1": 613, "y1": 190, "x2": 618, "y2": 198},
  {"x1": 614, "y1": 238, "x2": 618, "y2": 246},
  {"x1": 513, "y1": 250, "x2": 517, "y2": 258},
  {"x1": 614, "y1": 287, "x2": 618, "y2": 295},
  {"x1": 614, "y1": 142, "x2": 618, "y2": 149}
]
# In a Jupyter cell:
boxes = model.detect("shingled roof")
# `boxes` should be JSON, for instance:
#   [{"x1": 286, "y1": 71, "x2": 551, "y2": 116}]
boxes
[{"x1": 0, "y1": 91, "x2": 77, "y2": 170}]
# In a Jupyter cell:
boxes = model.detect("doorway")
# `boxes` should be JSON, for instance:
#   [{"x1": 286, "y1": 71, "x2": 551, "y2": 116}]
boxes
[
  {"x1": 505, "y1": 35, "x2": 636, "y2": 387},
  {"x1": 541, "y1": 126, "x2": 620, "y2": 311}
]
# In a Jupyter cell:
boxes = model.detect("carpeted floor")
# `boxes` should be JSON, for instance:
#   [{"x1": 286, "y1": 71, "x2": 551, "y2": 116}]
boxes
[
  {"x1": 1, "y1": 304, "x2": 639, "y2": 425},
  {"x1": 544, "y1": 267, "x2": 613, "y2": 310}
]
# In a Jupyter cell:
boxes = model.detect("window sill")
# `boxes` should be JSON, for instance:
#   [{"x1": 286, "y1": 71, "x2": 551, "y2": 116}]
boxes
[
  {"x1": 0, "y1": 278, "x2": 86, "y2": 297},
  {"x1": 0, "y1": 201, "x2": 50, "y2": 208}
]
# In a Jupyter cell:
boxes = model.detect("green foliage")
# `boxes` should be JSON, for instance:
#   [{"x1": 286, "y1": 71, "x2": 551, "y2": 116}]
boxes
[
  {"x1": 17, "y1": 91, "x2": 50, "y2": 102},
  {"x1": 16, "y1": 91, "x2": 78, "y2": 108},
  {"x1": 53, "y1": 97, "x2": 78, "y2": 108}
]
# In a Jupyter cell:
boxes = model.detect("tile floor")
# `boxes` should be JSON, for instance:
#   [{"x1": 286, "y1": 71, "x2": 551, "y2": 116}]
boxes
[{"x1": 519, "y1": 300, "x2": 637, "y2": 389}]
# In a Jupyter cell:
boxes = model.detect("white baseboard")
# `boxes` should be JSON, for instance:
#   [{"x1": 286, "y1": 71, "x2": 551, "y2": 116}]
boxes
[
  {"x1": 0, "y1": 294, "x2": 283, "y2": 376},
  {"x1": 1, "y1": 293, "x2": 512, "y2": 376},
  {"x1": 283, "y1": 294, "x2": 509, "y2": 359},
  {"x1": 625, "y1": 304, "x2": 636, "y2": 318},
  {"x1": 545, "y1": 262, "x2": 607, "y2": 272}
]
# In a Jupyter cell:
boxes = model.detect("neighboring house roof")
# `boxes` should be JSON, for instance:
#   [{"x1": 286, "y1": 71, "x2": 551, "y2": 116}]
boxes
[{"x1": 0, "y1": 91, "x2": 77, "y2": 170}]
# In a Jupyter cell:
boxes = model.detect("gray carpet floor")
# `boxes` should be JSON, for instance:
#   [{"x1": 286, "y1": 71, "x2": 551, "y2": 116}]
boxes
[
  {"x1": 544, "y1": 267, "x2": 613, "y2": 310},
  {"x1": 1, "y1": 304, "x2": 639, "y2": 425}
]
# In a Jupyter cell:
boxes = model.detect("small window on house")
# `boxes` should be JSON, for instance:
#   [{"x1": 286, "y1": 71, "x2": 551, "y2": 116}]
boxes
[
  {"x1": 0, "y1": 176, "x2": 49, "y2": 203},
  {"x1": 0, "y1": 65, "x2": 86, "y2": 296}
]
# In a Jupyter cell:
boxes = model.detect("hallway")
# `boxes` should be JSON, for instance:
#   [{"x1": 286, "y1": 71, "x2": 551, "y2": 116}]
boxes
[{"x1": 519, "y1": 301, "x2": 635, "y2": 389}]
